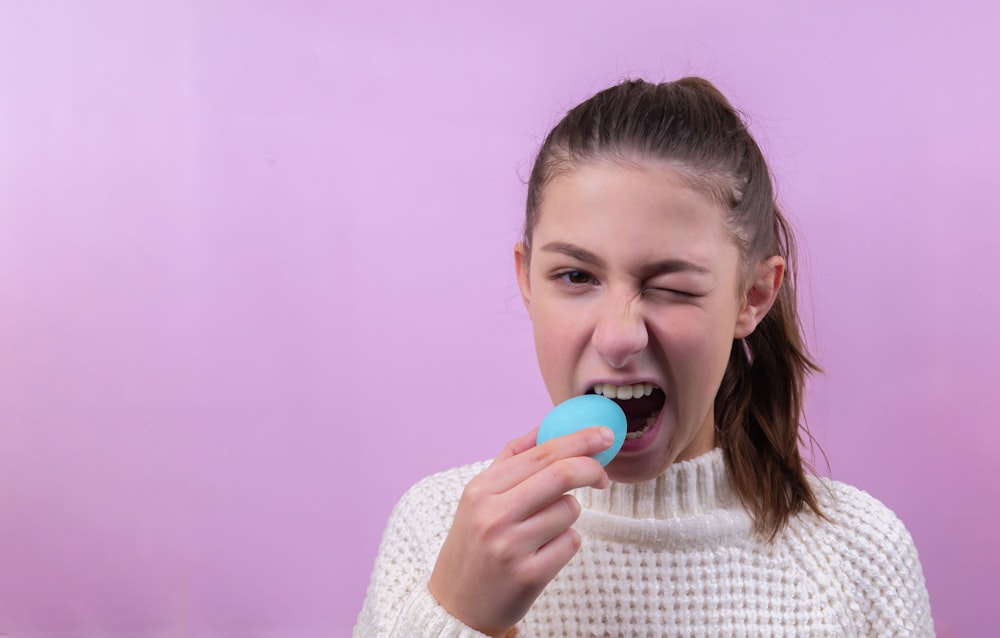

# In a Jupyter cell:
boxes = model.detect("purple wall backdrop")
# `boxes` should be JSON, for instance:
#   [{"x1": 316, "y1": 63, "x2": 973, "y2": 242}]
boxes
[{"x1": 1, "y1": 2, "x2": 997, "y2": 636}]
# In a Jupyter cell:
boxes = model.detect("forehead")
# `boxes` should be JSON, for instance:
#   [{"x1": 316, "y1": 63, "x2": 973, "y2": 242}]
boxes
[{"x1": 532, "y1": 161, "x2": 738, "y2": 267}]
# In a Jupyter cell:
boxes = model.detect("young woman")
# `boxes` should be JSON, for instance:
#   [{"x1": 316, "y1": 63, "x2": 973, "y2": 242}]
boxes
[{"x1": 355, "y1": 77, "x2": 933, "y2": 637}]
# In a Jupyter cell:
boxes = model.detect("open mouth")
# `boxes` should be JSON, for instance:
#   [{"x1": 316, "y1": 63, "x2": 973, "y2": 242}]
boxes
[{"x1": 586, "y1": 383, "x2": 665, "y2": 440}]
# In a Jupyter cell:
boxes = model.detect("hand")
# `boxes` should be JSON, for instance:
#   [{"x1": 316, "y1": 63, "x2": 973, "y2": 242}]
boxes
[{"x1": 428, "y1": 426, "x2": 613, "y2": 637}]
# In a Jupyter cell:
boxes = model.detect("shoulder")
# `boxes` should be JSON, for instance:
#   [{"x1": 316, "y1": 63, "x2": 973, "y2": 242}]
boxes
[
  {"x1": 806, "y1": 476, "x2": 920, "y2": 563},
  {"x1": 810, "y1": 477, "x2": 904, "y2": 528},
  {"x1": 355, "y1": 461, "x2": 493, "y2": 635},
  {"x1": 385, "y1": 460, "x2": 491, "y2": 537},
  {"x1": 786, "y1": 476, "x2": 934, "y2": 636},
  {"x1": 397, "y1": 460, "x2": 490, "y2": 508},
  {"x1": 783, "y1": 475, "x2": 923, "y2": 580}
]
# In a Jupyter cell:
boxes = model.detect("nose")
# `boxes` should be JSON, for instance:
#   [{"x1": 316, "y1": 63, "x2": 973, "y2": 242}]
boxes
[{"x1": 591, "y1": 293, "x2": 648, "y2": 369}]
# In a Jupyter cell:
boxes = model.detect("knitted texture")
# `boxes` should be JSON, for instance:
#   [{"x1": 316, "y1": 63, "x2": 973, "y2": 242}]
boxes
[{"x1": 355, "y1": 449, "x2": 933, "y2": 637}]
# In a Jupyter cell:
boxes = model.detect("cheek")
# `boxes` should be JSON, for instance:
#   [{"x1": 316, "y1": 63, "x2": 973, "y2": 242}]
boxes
[
  {"x1": 534, "y1": 306, "x2": 583, "y2": 344},
  {"x1": 651, "y1": 309, "x2": 734, "y2": 376},
  {"x1": 530, "y1": 303, "x2": 582, "y2": 394}
]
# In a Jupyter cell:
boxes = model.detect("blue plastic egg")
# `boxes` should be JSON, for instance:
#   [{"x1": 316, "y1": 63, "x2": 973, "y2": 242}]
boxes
[{"x1": 535, "y1": 394, "x2": 626, "y2": 467}]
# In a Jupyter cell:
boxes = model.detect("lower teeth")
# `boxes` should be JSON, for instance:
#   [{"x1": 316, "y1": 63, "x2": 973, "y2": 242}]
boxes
[{"x1": 625, "y1": 411, "x2": 659, "y2": 440}]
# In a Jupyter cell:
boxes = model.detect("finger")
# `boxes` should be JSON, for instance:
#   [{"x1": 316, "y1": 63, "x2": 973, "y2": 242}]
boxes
[
  {"x1": 510, "y1": 494, "x2": 582, "y2": 552},
  {"x1": 521, "y1": 527, "x2": 583, "y2": 588},
  {"x1": 489, "y1": 427, "x2": 540, "y2": 467},
  {"x1": 508, "y1": 426, "x2": 541, "y2": 457},
  {"x1": 502, "y1": 456, "x2": 606, "y2": 521},
  {"x1": 490, "y1": 426, "x2": 614, "y2": 493}
]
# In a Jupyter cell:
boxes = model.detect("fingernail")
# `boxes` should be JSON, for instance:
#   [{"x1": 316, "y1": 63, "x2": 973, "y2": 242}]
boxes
[{"x1": 599, "y1": 426, "x2": 614, "y2": 444}]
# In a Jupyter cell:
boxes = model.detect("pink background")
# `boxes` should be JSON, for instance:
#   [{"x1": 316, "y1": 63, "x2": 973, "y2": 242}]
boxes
[{"x1": 1, "y1": 2, "x2": 997, "y2": 636}]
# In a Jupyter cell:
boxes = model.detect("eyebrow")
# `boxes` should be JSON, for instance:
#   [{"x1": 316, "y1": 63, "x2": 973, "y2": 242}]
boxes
[{"x1": 539, "y1": 241, "x2": 711, "y2": 275}]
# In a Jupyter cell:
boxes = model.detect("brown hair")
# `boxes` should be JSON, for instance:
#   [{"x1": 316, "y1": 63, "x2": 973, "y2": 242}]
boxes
[{"x1": 524, "y1": 77, "x2": 823, "y2": 538}]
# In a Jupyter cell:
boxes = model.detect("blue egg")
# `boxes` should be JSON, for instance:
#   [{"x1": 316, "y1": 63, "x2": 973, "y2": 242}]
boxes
[{"x1": 535, "y1": 394, "x2": 627, "y2": 467}]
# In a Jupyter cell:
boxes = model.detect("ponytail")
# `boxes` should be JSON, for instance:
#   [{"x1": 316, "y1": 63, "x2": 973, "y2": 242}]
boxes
[{"x1": 715, "y1": 209, "x2": 823, "y2": 538}]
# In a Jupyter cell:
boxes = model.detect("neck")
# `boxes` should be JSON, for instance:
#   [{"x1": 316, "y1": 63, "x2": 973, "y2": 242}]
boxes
[
  {"x1": 577, "y1": 447, "x2": 736, "y2": 519},
  {"x1": 571, "y1": 448, "x2": 752, "y2": 548}
]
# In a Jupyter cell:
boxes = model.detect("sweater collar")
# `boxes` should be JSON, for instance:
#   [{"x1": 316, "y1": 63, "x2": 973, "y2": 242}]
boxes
[{"x1": 574, "y1": 447, "x2": 739, "y2": 520}]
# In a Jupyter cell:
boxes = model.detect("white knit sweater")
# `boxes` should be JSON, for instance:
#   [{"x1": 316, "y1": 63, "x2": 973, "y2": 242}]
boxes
[{"x1": 355, "y1": 448, "x2": 933, "y2": 637}]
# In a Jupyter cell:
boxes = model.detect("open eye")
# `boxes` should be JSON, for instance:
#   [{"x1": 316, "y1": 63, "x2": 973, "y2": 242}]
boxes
[{"x1": 553, "y1": 269, "x2": 597, "y2": 288}]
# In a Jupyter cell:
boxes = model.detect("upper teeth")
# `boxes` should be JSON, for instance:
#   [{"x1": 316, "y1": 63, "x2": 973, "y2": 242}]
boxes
[{"x1": 593, "y1": 383, "x2": 656, "y2": 400}]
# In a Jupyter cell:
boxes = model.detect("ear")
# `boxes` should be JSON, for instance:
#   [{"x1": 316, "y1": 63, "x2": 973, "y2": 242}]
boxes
[
  {"x1": 514, "y1": 242, "x2": 532, "y2": 314},
  {"x1": 734, "y1": 256, "x2": 784, "y2": 339}
]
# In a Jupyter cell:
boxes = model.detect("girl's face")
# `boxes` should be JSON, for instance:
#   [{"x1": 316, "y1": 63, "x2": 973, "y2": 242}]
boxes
[{"x1": 516, "y1": 160, "x2": 781, "y2": 483}]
